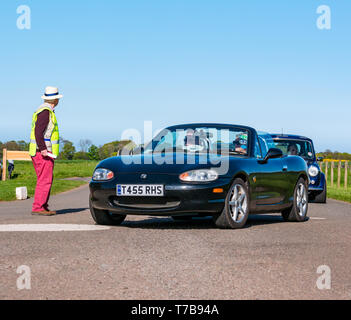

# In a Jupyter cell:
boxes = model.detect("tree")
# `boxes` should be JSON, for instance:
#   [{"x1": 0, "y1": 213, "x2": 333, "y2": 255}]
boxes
[
  {"x1": 98, "y1": 143, "x2": 115, "y2": 160},
  {"x1": 17, "y1": 140, "x2": 29, "y2": 151},
  {"x1": 79, "y1": 139, "x2": 92, "y2": 153},
  {"x1": 4, "y1": 141, "x2": 19, "y2": 150},
  {"x1": 59, "y1": 140, "x2": 76, "y2": 160},
  {"x1": 73, "y1": 151, "x2": 89, "y2": 160},
  {"x1": 59, "y1": 137, "x2": 65, "y2": 152},
  {"x1": 98, "y1": 140, "x2": 134, "y2": 159},
  {"x1": 0, "y1": 141, "x2": 3, "y2": 158},
  {"x1": 87, "y1": 145, "x2": 100, "y2": 160},
  {"x1": 318, "y1": 149, "x2": 351, "y2": 161}
]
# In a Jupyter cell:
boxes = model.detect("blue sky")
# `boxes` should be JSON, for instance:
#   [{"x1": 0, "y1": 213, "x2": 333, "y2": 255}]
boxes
[{"x1": 0, "y1": 0, "x2": 350, "y2": 152}]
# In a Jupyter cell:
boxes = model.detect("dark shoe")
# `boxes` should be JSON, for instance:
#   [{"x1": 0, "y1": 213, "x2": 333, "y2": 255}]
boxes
[
  {"x1": 31, "y1": 210, "x2": 57, "y2": 216},
  {"x1": 43, "y1": 207, "x2": 55, "y2": 213}
]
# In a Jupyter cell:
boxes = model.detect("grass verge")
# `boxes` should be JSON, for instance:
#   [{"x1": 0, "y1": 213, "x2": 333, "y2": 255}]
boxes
[
  {"x1": 323, "y1": 165, "x2": 351, "y2": 203},
  {"x1": 0, "y1": 160, "x2": 98, "y2": 201},
  {"x1": 327, "y1": 186, "x2": 351, "y2": 203}
]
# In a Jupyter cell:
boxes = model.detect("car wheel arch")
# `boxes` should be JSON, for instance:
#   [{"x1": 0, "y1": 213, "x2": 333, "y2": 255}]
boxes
[
  {"x1": 232, "y1": 172, "x2": 249, "y2": 185},
  {"x1": 229, "y1": 172, "x2": 250, "y2": 194},
  {"x1": 291, "y1": 173, "x2": 309, "y2": 203},
  {"x1": 298, "y1": 173, "x2": 308, "y2": 184}
]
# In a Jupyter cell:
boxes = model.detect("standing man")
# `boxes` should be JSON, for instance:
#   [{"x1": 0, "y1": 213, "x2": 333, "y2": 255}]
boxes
[
  {"x1": 29, "y1": 87, "x2": 62, "y2": 216},
  {"x1": 8, "y1": 160, "x2": 15, "y2": 179}
]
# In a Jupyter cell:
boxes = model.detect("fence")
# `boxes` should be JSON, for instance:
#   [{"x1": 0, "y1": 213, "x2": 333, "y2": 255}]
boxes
[
  {"x1": 1, "y1": 149, "x2": 31, "y2": 181},
  {"x1": 320, "y1": 159, "x2": 350, "y2": 189}
]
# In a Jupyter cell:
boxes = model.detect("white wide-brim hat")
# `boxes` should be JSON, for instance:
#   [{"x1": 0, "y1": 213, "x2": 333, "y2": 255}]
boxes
[{"x1": 41, "y1": 86, "x2": 63, "y2": 100}]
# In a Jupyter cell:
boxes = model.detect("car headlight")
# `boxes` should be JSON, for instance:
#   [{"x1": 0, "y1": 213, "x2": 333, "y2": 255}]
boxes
[
  {"x1": 308, "y1": 165, "x2": 319, "y2": 177},
  {"x1": 92, "y1": 168, "x2": 114, "y2": 181},
  {"x1": 179, "y1": 169, "x2": 218, "y2": 182}
]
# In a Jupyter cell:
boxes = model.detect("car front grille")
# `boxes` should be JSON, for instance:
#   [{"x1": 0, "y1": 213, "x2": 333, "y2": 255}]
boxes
[{"x1": 108, "y1": 196, "x2": 181, "y2": 210}]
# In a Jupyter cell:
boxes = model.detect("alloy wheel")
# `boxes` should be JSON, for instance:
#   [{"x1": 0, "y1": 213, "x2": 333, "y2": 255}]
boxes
[
  {"x1": 296, "y1": 183, "x2": 308, "y2": 217},
  {"x1": 228, "y1": 184, "x2": 248, "y2": 223}
]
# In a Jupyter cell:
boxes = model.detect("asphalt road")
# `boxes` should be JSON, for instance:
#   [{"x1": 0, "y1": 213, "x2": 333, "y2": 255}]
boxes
[{"x1": 0, "y1": 184, "x2": 350, "y2": 300}]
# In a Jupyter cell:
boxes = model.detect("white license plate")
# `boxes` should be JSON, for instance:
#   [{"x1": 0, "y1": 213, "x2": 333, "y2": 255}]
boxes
[{"x1": 116, "y1": 184, "x2": 164, "y2": 196}]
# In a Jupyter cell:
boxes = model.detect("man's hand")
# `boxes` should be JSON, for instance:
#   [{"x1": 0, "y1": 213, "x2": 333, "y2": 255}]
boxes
[
  {"x1": 41, "y1": 150, "x2": 48, "y2": 157},
  {"x1": 235, "y1": 147, "x2": 247, "y2": 155}
]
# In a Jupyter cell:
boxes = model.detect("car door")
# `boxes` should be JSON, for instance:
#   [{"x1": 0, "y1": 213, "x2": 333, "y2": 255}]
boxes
[
  {"x1": 254, "y1": 158, "x2": 285, "y2": 206},
  {"x1": 250, "y1": 134, "x2": 287, "y2": 208}
]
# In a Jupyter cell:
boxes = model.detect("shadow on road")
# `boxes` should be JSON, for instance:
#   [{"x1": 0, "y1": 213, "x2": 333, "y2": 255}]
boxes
[
  {"x1": 56, "y1": 208, "x2": 88, "y2": 215},
  {"x1": 121, "y1": 214, "x2": 305, "y2": 230},
  {"x1": 123, "y1": 216, "x2": 216, "y2": 229}
]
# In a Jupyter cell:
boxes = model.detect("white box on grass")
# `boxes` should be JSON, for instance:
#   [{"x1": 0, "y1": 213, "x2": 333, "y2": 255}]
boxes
[{"x1": 16, "y1": 187, "x2": 27, "y2": 200}]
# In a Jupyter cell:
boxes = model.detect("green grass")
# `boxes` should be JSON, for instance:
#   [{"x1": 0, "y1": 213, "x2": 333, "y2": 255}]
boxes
[
  {"x1": 327, "y1": 186, "x2": 351, "y2": 203},
  {"x1": 321, "y1": 162, "x2": 351, "y2": 203},
  {"x1": 0, "y1": 160, "x2": 98, "y2": 201}
]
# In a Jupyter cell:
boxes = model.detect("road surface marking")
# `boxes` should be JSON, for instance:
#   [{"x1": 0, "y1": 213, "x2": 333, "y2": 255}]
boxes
[
  {"x1": 0, "y1": 224, "x2": 111, "y2": 232},
  {"x1": 310, "y1": 217, "x2": 326, "y2": 220}
]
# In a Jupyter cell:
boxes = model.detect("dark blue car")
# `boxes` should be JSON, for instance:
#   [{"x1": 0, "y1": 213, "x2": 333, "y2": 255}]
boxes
[{"x1": 271, "y1": 134, "x2": 326, "y2": 203}]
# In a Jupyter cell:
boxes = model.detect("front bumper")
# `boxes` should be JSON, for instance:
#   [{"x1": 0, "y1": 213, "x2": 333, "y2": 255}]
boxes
[
  {"x1": 308, "y1": 185, "x2": 324, "y2": 193},
  {"x1": 89, "y1": 178, "x2": 232, "y2": 216},
  {"x1": 308, "y1": 172, "x2": 325, "y2": 194}
]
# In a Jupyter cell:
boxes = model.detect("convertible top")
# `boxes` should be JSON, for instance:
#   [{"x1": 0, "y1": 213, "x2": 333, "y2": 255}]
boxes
[
  {"x1": 166, "y1": 123, "x2": 255, "y2": 132},
  {"x1": 271, "y1": 134, "x2": 313, "y2": 143}
]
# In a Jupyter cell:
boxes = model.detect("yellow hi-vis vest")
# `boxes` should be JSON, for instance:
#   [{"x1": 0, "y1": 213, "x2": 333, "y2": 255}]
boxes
[{"x1": 29, "y1": 105, "x2": 59, "y2": 157}]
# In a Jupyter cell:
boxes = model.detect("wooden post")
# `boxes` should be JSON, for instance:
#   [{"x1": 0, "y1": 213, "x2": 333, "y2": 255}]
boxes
[
  {"x1": 319, "y1": 161, "x2": 323, "y2": 173},
  {"x1": 1, "y1": 150, "x2": 31, "y2": 182},
  {"x1": 337, "y1": 161, "x2": 341, "y2": 189},
  {"x1": 345, "y1": 161, "x2": 348, "y2": 190},
  {"x1": 2, "y1": 148, "x2": 7, "y2": 181},
  {"x1": 331, "y1": 161, "x2": 334, "y2": 187},
  {"x1": 325, "y1": 161, "x2": 328, "y2": 185}
]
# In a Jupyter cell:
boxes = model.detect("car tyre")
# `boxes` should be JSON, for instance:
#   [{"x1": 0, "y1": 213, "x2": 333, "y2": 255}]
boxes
[
  {"x1": 282, "y1": 177, "x2": 309, "y2": 222},
  {"x1": 213, "y1": 178, "x2": 250, "y2": 229},
  {"x1": 90, "y1": 200, "x2": 126, "y2": 226}
]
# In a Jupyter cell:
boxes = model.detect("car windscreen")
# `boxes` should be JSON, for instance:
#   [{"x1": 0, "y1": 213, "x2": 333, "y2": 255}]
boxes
[
  {"x1": 143, "y1": 126, "x2": 250, "y2": 156},
  {"x1": 273, "y1": 139, "x2": 314, "y2": 159}
]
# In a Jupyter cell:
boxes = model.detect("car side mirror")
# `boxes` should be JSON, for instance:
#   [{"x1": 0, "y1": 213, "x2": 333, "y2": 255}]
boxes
[
  {"x1": 259, "y1": 148, "x2": 283, "y2": 164},
  {"x1": 317, "y1": 156, "x2": 323, "y2": 162}
]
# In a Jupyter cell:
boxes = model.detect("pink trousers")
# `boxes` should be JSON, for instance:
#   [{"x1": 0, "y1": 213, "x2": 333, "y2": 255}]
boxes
[{"x1": 31, "y1": 152, "x2": 55, "y2": 211}]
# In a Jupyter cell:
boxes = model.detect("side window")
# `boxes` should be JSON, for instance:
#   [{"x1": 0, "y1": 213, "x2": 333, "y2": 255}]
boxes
[{"x1": 254, "y1": 135, "x2": 262, "y2": 159}]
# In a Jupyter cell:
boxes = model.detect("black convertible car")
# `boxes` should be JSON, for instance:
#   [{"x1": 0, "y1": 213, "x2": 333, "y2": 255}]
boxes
[{"x1": 89, "y1": 124, "x2": 309, "y2": 229}]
